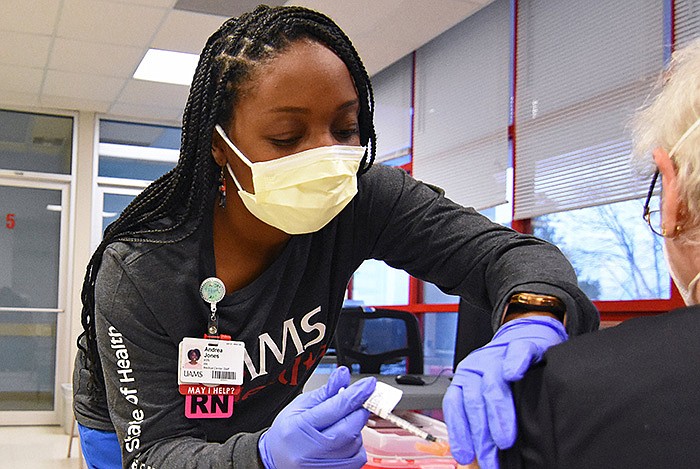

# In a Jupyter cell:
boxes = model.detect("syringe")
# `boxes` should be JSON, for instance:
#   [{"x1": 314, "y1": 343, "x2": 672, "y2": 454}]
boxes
[
  {"x1": 374, "y1": 409, "x2": 439, "y2": 442},
  {"x1": 361, "y1": 380, "x2": 442, "y2": 442},
  {"x1": 361, "y1": 382, "x2": 438, "y2": 441}
]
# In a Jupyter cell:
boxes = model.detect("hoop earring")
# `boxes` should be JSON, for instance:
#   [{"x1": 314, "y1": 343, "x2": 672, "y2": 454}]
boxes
[{"x1": 218, "y1": 166, "x2": 227, "y2": 208}]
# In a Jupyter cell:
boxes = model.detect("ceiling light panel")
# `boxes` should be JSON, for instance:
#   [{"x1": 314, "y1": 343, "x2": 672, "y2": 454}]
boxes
[{"x1": 133, "y1": 49, "x2": 199, "y2": 86}]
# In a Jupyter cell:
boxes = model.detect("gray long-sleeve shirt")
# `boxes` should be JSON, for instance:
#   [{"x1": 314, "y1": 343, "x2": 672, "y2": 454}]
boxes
[{"x1": 73, "y1": 163, "x2": 599, "y2": 468}]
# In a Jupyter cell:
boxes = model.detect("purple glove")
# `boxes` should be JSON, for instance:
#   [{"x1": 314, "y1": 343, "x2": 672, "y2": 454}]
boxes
[
  {"x1": 443, "y1": 316, "x2": 568, "y2": 468},
  {"x1": 258, "y1": 366, "x2": 376, "y2": 469}
]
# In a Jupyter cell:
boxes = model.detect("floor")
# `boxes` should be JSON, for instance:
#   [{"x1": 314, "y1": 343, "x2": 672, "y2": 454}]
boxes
[{"x1": 0, "y1": 425, "x2": 84, "y2": 469}]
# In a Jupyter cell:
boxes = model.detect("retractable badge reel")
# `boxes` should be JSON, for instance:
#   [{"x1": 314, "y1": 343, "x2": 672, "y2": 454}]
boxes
[
  {"x1": 177, "y1": 277, "x2": 244, "y2": 419},
  {"x1": 200, "y1": 277, "x2": 228, "y2": 340}
]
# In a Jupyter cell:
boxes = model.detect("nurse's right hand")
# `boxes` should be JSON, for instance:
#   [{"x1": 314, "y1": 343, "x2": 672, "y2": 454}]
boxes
[{"x1": 258, "y1": 366, "x2": 377, "y2": 469}]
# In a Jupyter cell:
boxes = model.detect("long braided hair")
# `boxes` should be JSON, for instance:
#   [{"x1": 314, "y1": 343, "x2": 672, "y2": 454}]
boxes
[{"x1": 78, "y1": 4, "x2": 377, "y2": 395}]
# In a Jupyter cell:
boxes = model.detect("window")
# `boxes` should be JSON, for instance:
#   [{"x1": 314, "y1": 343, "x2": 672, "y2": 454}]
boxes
[
  {"x1": 532, "y1": 197, "x2": 670, "y2": 301},
  {"x1": 512, "y1": 0, "x2": 674, "y2": 308},
  {"x1": 92, "y1": 119, "x2": 180, "y2": 248},
  {"x1": 98, "y1": 119, "x2": 180, "y2": 181},
  {"x1": 422, "y1": 312, "x2": 458, "y2": 373},
  {"x1": 513, "y1": 1, "x2": 665, "y2": 220},
  {"x1": 351, "y1": 260, "x2": 410, "y2": 306},
  {"x1": 0, "y1": 109, "x2": 72, "y2": 175},
  {"x1": 420, "y1": 199, "x2": 513, "y2": 372},
  {"x1": 675, "y1": 0, "x2": 700, "y2": 47},
  {"x1": 352, "y1": 0, "x2": 514, "y2": 375},
  {"x1": 372, "y1": 54, "x2": 413, "y2": 164},
  {"x1": 413, "y1": 0, "x2": 511, "y2": 211},
  {"x1": 350, "y1": 55, "x2": 414, "y2": 307}
]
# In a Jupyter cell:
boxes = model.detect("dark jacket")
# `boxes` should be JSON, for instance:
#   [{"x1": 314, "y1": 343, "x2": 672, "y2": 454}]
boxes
[{"x1": 503, "y1": 306, "x2": 700, "y2": 469}]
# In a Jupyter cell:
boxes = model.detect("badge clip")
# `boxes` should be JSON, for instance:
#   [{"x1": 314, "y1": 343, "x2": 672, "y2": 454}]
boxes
[{"x1": 204, "y1": 333, "x2": 231, "y2": 341}]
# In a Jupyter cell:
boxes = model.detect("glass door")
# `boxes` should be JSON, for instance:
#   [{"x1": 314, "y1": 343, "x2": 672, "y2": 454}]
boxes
[{"x1": 0, "y1": 178, "x2": 68, "y2": 424}]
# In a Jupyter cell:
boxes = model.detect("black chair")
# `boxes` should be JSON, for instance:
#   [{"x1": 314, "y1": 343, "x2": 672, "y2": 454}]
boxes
[{"x1": 334, "y1": 307, "x2": 424, "y2": 374}]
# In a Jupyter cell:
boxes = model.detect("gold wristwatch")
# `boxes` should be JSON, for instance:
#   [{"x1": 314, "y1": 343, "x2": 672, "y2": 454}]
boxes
[{"x1": 506, "y1": 292, "x2": 566, "y2": 321}]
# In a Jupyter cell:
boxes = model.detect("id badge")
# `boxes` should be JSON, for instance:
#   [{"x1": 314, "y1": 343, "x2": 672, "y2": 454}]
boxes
[{"x1": 178, "y1": 337, "x2": 244, "y2": 386}]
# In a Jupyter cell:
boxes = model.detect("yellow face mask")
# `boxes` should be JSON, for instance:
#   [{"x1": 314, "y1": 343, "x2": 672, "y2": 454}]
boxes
[{"x1": 215, "y1": 125, "x2": 365, "y2": 234}]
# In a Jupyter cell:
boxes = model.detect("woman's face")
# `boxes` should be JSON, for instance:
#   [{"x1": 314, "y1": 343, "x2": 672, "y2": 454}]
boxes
[{"x1": 221, "y1": 39, "x2": 361, "y2": 193}]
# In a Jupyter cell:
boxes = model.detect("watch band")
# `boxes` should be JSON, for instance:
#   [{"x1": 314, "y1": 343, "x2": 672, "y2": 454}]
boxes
[{"x1": 506, "y1": 292, "x2": 566, "y2": 320}]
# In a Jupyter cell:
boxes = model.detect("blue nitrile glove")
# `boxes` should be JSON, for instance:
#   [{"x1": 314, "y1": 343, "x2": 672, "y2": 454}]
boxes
[
  {"x1": 258, "y1": 366, "x2": 377, "y2": 469},
  {"x1": 443, "y1": 316, "x2": 568, "y2": 468}
]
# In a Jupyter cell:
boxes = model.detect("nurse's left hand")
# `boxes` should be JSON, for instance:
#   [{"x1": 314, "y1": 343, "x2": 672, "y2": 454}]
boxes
[{"x1": 442, "y1": 316, "x2": 567, "y2": 469}]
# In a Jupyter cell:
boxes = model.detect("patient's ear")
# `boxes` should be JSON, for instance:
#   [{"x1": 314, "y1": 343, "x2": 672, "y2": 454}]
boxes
[{"x1": 653, "y1": 147, "x2": 685, "y2": 233}]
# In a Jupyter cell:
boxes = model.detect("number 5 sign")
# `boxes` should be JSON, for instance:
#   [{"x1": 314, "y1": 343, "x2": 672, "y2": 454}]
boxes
[{"x1": 5, "y1": 213, "x2": 15, "y2": 229}]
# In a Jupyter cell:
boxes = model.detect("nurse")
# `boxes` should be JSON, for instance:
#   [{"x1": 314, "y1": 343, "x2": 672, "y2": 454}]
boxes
[{"x1": 73, "y1": 5, "x2": 598, "y2": 468}]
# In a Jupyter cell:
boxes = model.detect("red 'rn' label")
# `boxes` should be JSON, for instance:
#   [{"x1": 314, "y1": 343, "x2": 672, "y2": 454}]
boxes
[{"x1": 185, "y1": 394, "x2": 233, "y2": 419}]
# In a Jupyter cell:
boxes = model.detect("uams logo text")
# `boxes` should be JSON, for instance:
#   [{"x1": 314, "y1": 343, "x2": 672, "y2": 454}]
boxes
[{"x1": 244, "y1": 306, "x2": 325, "y2": 380}]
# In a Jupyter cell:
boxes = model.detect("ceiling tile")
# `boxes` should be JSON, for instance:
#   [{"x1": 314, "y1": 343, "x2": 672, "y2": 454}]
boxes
[
  {"x1": 39, "y1": 95, "x2": 111, "y2": 113},
  {"x1": 287, "y1": 1, "x2": 399, "y2": 38},
  {"x1": 288, "y1": 0, "x2": 487, "y2": 75},
  {"x1": 49, "y1": 38, "x2": 144, "y2": 77},
  {"x1": 108, "y1": 102, "x2": 183, "y2": 125},
  {"x1": 0, "y1": 90, "x2": 41, "y2": 109},
  {"x1": 118, "y1": 79, "x2": 190, "y2": 108},
  {"x1": 0, "y1": 0, "x2": 61, "y2": 34},
  {"x1": 0, "y1": 66, "x2": 44, "y2": 94},
  {"x1": 151, "y1": 10, "x2": 228, "y2": 54},
  {"x1": 174, "y1": 0, "x2": 285, "y2": 18},
  {"x1": 117, "y1": 0, "x2": 177, "y2": 7},
  {"x1": 0, "y1": 32, "x2": 52, "y2": 68},
  {"x1": 43, "y1": 70, "x2": 126, "y2": 102},
  {"x1": 57, "y1": 0, "x2": 168, "y2": 47}
]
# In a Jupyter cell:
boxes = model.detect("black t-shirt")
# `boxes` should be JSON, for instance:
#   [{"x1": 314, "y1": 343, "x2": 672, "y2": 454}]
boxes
[{"x1": 74, "y1": 164, "x2": 599, "y2": 468}]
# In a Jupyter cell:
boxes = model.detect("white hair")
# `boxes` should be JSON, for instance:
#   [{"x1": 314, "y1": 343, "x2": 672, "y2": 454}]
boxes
[{"x1": 631, "y1": 38, "x2": 700, "y2": 226}]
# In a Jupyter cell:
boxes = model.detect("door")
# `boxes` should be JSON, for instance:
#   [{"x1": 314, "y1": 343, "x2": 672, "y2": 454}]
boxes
[{"x1": 0, "y1": 178, "x2": 69, "y2": 424}]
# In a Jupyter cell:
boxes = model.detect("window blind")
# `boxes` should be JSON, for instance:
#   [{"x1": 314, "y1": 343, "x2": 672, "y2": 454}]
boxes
[
  {"x1": 675, "y1": 0, "x2": 699, "y2": 46},
  {"x1": 412, "y1": 0, "x2": 511, "y2": 211},
  {"x1": 371, "y1": 54, "x2": 413, "y2": 164},
  {"x1": 513, "y1": 0, "x2": 666, "y2": 220}
]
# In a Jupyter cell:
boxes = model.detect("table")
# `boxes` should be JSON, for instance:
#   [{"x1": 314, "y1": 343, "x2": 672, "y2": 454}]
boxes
[{"x1": 303, "y1": 373, "x2": 451, "y2": 410}]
